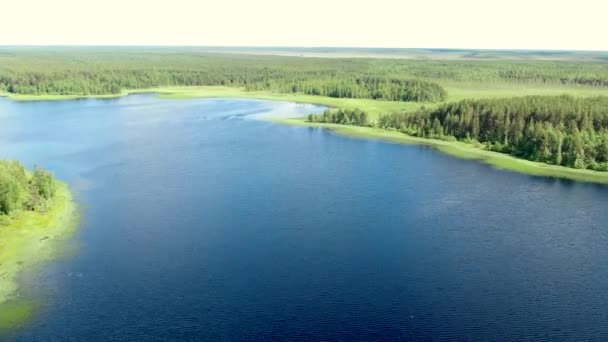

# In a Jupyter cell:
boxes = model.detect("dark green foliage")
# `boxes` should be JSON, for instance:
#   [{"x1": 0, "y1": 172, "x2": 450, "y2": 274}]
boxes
[
  {"x1": 3, "y1": 48, "x2": 608, "y2": 102},
  {"x1": 27, "y1": 166, "x2": 57, "y2": 211},
  {"x1": 0, "y1": 161, "x2": 29, "y2": 214},
  {"x1": 0, "y1": 49, "x2": 447, "y2": 102},
  {"x1": 308, "y1": 109, "x2": 368, "y2": 126},
  {"x1": 379, "y1": 96, "x2": 608, "y2": 171},
  {"x1": 0, "y1": 174, "x2": 25, "y2": 215},
  {"x1": 32, "y1": 167, "x2": 55, "y2": 200},
  {"x1": 0, "y1": 161, "x2": 56, "y2": 215},
  {"x1": 249, "y1": 77, "x2": 447, "y2": 102}
]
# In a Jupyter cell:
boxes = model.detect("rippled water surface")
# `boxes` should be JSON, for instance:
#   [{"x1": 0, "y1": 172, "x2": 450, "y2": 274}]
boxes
[{"x1": 2, "y1": 95, "x2": 608, "y2": 341}]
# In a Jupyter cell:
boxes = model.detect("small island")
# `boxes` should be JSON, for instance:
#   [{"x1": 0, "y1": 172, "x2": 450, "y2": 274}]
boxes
[{"x1": 0, "y1": 161, "x2": 77, "y2": 332}]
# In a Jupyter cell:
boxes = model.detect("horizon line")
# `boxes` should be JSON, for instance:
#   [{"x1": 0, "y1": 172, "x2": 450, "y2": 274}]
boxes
[{"x1": 0, "y1": 45, "x2": 607, "y2": 53}]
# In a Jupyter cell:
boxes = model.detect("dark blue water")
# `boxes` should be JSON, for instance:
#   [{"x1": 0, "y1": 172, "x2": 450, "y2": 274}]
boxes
[{"x1": 2, "y1": 95, "x2": 608, "y2": 341}]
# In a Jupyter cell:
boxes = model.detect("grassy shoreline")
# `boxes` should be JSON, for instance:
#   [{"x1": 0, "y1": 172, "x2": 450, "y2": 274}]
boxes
[
  {"x1": 0, "y1": 182, "x2": 78, "y2": 333},
  {"x1": 272, "y1": 118, "x2": 608, "y2": 184},
  {"x1": 150, "y1": 86, "x2": 608, "y2": 185},
  {"x1": 2, "y1": 85, "x2": 608, "y2": 184},
  {"x1": 4, "y1": 82, "x2": 608, "y2": 120}
]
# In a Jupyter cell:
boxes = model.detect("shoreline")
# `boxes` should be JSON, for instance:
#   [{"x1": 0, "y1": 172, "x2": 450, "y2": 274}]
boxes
[
  {"x1": 0, "y1": 182, "x2": 78, "y2": 333},
  {"x1": 269, "y1": 118, "x2": 608, "y2": 185},
  {"x1": 2, "y1": 86, "x2": 608, "y2": 184}
]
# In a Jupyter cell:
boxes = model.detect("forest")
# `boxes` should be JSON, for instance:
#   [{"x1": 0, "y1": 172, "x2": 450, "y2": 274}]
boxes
[
  {"x1": 1, "y1": 48, "x2": 608, "y2": 97},
  {"x1": 247, "y1": 78, "x2": 447, "y2": 102},
  {"x1": 308, "y1": 109, "x2": 368, "y2": 126},
  {"x1": 0, "y1": 161, "x2": 57, "y2": 217},
  {"x1": 378, "y1": 96, "x2": 608, "y2": 171}
]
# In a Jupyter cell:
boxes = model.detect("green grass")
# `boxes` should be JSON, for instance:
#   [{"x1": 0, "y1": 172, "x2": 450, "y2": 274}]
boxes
[
  {"x1": 149, "y1": 83, "x2": 608, "y2": 121},
  {"x1": 442, "y1": 81, "x2": 608, "y2": 102},
  {"x1": 4, "y1": 82, "x2": 608, "y2": 122},
  {"x1": 150, "y1": 86, "x2": 420, "y2": 121},
  {"x1": 0, "y1": 182, "x2": 78, "y2": 333}
]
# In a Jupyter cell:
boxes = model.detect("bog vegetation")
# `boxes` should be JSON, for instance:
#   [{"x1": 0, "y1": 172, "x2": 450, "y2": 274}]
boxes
[{"x1": 0, "y1": 161, "x2": 57, "y2": 219}]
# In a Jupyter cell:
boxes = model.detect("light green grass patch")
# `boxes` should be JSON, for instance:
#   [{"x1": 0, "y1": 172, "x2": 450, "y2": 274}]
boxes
[
  {"x1": 150, "y1": 86, "x2": 420, "y2": 121},
  {"x1": 4, "y1": 83, "x2": 608, "y2": 121},
  {"x1": 442, "y1": 81, "x2": 608, "y2": 102},
  {"x1": 144, "y1": 84, "x2": 608, "y2": 122},
  {"x1": 0, "y1": 182, "x2": 78, "y2": 332}
]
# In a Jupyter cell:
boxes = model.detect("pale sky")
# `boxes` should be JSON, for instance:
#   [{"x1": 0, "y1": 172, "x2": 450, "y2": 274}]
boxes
[{"x1": 2, "y1": 0, "x2": 607, "y2": 50}]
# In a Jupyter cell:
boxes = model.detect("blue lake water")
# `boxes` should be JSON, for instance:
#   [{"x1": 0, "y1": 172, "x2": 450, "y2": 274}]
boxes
[{"x1": 2, "y1": 94, "x2": 608, "y2": 341}]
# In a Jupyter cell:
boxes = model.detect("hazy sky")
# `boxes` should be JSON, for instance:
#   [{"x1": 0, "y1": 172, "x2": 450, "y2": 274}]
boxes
[{"x1": 3, "y1": 0, "x2": 606, "y2": 50}]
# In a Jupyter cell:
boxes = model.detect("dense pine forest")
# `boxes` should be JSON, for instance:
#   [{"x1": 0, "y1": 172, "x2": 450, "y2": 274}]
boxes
[
  {"x1": 1, "y1": 48, "x2": 608, "y2": 98},
  {"x1": 378, "y1": 96, "x2": 608, "y2": 171}
]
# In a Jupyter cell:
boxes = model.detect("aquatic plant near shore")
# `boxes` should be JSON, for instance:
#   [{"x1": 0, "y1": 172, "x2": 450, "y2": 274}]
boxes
[{"x1": 0, "y1": 163, "x2": 78, "y2": 333}]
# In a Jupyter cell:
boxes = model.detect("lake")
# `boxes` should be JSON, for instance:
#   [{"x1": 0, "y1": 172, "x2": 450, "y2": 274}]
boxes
[{"x1": 2, "y1": 94, "x2": 608, "y2": 341}]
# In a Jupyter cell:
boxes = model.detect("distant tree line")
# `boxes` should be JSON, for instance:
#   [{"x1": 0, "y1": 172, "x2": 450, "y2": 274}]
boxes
[
  {"x1": 249, "y1": 78, "x2": 447, "y2": 102},
  {"x1": 0, "y1": 49, "x2": 607, "y2": 99},
  {"x1": 308, "y1": 108, "x2": 368, "y2": 126},
  {"x1": 378, "y1": 96, "x2": 608, "y2": 171},
  {"x1": 0, "y1": 161, "x2": 57, "y2": 217},
  {"x1": 0, "y1": 71, "x2": 446, "y2": 103}
]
